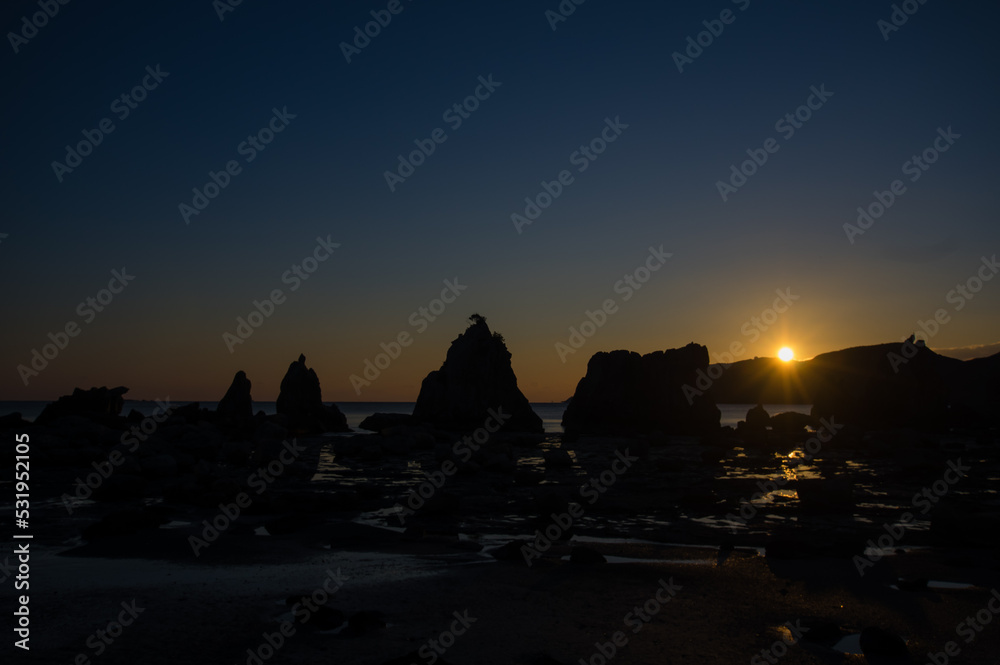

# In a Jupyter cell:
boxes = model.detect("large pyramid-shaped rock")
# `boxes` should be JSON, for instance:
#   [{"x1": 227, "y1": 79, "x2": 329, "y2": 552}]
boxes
[
  {"x1": 216, "y1": 370, "x2": 253, "y2": 424},
  {"x1": 561, "y1": 343, "x2": 721, "y2": 440},
  {"x1": 413, "y1": 316, "x2": 542, "y2": 433},
  {"x1": 276, "y1": 355, "x2": 349, "y2": 433}
]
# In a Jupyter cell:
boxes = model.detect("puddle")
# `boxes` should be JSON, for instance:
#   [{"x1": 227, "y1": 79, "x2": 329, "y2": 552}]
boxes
[
  {"x1": 889, "y1": 580, "x2": 976, "y2": 591},
  {"x1": 559, "y1": 554, "x2": 717, "y2": 566},
  {"x1": 832, "y1": 633, "x2": 862, "y2": 655}
]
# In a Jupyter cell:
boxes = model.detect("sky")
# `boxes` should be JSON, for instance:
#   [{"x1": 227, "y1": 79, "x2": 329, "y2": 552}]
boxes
[{"x1": 2, "y1": 0, "x2": 998, "y2": 403}]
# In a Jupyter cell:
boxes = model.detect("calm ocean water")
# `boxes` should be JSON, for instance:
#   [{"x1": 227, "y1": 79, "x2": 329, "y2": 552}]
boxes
[{"x1": 0, "y1": 401, "x2": 810, "y2": 432}]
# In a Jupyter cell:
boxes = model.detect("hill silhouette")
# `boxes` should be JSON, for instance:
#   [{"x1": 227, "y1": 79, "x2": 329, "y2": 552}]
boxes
[{"x1": 708, "y1": 338, "x2": 999, "y2": 429}]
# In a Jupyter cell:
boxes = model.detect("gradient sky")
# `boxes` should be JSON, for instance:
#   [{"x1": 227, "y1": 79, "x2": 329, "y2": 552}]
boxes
[{"x1": 2, "y1": 0, "x2": 998, "y2": 403}]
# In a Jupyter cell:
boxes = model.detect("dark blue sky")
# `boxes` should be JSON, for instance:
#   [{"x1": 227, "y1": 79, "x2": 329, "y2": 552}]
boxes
[{"x1": 2, "y1": 0, "x2": 998, "y2": 401}]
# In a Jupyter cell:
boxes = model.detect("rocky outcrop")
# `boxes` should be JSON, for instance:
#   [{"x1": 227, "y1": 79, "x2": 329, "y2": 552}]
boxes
[
  {"x1": 216, "y1": 371, "x2": 253, "y2": 424},
  {"x1": 36, "y1": 386, "x2": 129, "y2": 425},
  {"x1": 736, "y1": 403, "x2": 769, "y2": 445},
  {"x1": 561, "y1": 343, "x2": 721, "y2": 440},
  {"x1": 808, "y1": 338, "x2": 950, "y2": 430},
  {"x1": 276, "y1": 355, "x2": 349, "y2": 433},
  {"x1": 412, "y1": 316, "x2": 543, "y2": 433},
  {"x1": 707, "y1": 337, "x2": 998, "y2": 431},
  {"x1": 359, "y1": 413, "x2": 414, "y2": 432}
]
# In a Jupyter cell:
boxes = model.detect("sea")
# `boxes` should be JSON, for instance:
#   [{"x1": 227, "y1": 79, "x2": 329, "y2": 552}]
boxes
[{"x1": 0, "y1": 401, "x2": 811, "y2": 432}]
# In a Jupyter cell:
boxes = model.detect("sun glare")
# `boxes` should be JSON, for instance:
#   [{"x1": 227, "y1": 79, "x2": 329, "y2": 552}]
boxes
[{"x1": 778, "y1": 347, "x2": 795, "y2": 362}]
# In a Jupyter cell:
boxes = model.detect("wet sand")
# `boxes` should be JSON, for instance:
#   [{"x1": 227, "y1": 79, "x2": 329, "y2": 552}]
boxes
[{"x1": 6, "y1": 512, "x2": 1000, "y2": 665}]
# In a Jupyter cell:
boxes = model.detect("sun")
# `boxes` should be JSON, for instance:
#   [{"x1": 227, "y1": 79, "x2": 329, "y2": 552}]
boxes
[{"x1": 778, "y1": 347, "x2": 795, "y2": 362}]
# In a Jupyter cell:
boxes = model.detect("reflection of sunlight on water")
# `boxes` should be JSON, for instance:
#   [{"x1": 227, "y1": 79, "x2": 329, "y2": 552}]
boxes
[{"x1": 308, "y1": 429, "x2": 982, "y2": 540}]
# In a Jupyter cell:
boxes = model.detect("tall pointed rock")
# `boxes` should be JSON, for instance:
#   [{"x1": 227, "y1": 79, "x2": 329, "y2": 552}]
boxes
[
  {"x1": 413, "y1": 315, "x2": 542, "y2": 433},
  {"x1": 276, "y1": 354, "x2": 349, "y2": 433}
]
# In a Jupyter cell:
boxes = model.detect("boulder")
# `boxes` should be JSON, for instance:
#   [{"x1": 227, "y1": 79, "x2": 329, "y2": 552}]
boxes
[
  {"x1": 543, "y1": 448, "x2": 573, "y2": 469},
  {"x1": 412, "y1": 315, "x2": 542, "y2": 433},
  {"x1": 0, "y1": 412, "x2": 30, "y2": 429},
  {"x1": 769, "y1": 411, "x2": 816, "y2": 434},
  {"x1": 488, "y1": 539, "x2": 533, "y2": 563},
  {"x1": 359, "y1": 413, "x2": 414, "y2": 432},
  {"x1": 746, "y1": 403, "x2": 770, "y2": 429},
  {"x1": 276, "y1": 354, "x2": 349, "y2": 433},
  {"x1": 859, "y1": 626, "x2": 909, "y2": 663},
  {"x1": 216, "y1": 370, "x2": 253, "y2": 424},
  {"x1": 561, "y1": 343, "x2": 721, "y2": 440},
  {"x1": 737, "y1": 404, "x2": 769, "y2": 445}
]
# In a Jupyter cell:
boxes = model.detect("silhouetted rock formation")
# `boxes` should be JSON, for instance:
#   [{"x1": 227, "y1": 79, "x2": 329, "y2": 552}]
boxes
[
  {"x1": 768, "y1": 411, "x2": 815, "y2": 434},
  {"x1": 561, "y1": 343, "x2": 721, "y2": 440},
  {"x1": 36, "y1": 386, "x2": 129, "y2": 425},
  {"x1": 808, "y1": 338, "x2": 950, "y2": 429},
  {"x1": 276, "y1": 354, "x2": 349, "y2": 433},
  {"x1": 708, "y1": 338, "x2": 999, "y2": 430},
  {"x1": 216, "y1": 370, "x2": 253, "y2": 423},
  {"x1": 736, "y1": 403, "x2": 769, "y2": 445},
  {"x1": 412, "y1": 316, "x2": 543, "y2": 433},
  {"x1": 359, "y1": 413, "x2": 414, "y2": 432}
]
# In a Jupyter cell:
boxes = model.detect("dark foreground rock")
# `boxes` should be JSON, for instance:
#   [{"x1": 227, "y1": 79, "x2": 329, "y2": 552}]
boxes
[
  {"x1": 359, "y1": 413, "x2": 414, "y2": 432},
  {"x1": 412, "y1": 315, "x2": 543, "y2": 433},
  {"x1": 35, "y1": 386, "x2": 129, "y2": 425},
  {"x1": 216, "y1": 370, "x2": 253, "y2": 424},
  {"x1": 561, "y1": 343, "x2": 720, "y2": 440}
]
